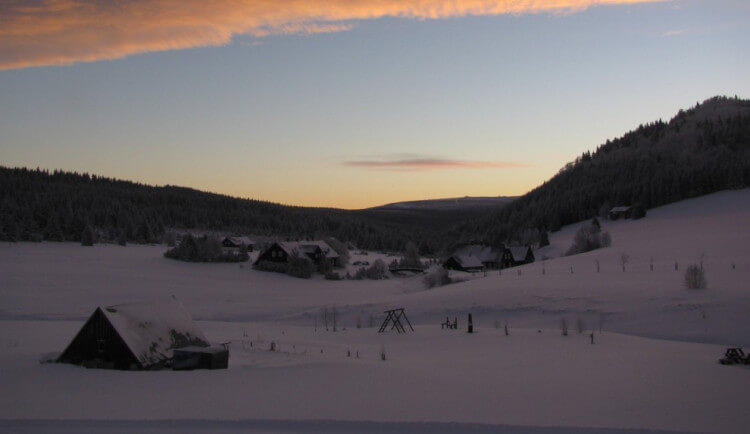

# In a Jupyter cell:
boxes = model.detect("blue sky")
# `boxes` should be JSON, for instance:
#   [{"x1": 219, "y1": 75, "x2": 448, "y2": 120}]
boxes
[{"x1": 1, "y1": 0, "x2": 748, "y2": 208}]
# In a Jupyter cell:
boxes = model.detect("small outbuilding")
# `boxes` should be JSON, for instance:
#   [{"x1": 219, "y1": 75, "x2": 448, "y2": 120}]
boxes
[
  {"x1": 222, "y1": 236, "x2": 254, "y2": 252},
  {"x1": 501, "y1": 246, "x2": 535, "y2": 268},
  {"x1": 173, "y1": 345, "x2": 229, "y2": 370},
  {"x1": 57, "y1": 299, "x2": 221, "y2": 370},
  {"x1": 443, "y1": 254, "x2": 484, "y2": 272},
  {"x1": 608, "y1": 206, "x2": 632, "y2": 220}
]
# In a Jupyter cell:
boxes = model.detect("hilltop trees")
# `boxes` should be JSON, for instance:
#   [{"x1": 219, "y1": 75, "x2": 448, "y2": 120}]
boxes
[
  {"x1": 453, "y1": 96, "x2": 750, "y2": 245},
  {"x1": 1, "y1": 96, "x2": 748, "y2": 252},
  {"x1": 0, "y1": 166, "x2": 436, "y2": 252}
]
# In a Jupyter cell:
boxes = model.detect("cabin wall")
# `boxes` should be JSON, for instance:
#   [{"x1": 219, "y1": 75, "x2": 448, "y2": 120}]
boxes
[
  {"x1": 58, "y1": 309, "x2": 139, "y2": 370},
  {"x1": 256, "y1": 244, "x2": 289, "y2": 264}
]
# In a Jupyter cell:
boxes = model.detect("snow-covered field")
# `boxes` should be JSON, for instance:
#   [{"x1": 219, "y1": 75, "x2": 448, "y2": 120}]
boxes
[{"x1": 2, "y1": 189, "x2": 750, "y2": 433}]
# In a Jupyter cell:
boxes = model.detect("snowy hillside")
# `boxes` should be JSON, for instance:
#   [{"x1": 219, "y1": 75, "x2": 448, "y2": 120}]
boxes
[{"x1": 2, "y1": 189, "x2": 750, "y2": 433}]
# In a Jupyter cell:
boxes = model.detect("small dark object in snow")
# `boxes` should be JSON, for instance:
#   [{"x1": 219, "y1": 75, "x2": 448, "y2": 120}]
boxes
[
  {"x1": 173, "y1": 346, "x2": 229, "y2": 370},
  {"x1": 442, "y1": 316, "x2": 458, "y2": 329},
  {"x1": 719, "y1": 348, "x2": 749, "y2": 365},
  {"x1": 467, "y1": 313, "x2": 474, "y2": 334}
]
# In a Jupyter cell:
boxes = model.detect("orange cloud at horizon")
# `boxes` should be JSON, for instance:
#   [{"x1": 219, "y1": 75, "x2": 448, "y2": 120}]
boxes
[{"x1": 1, "y1": 0, "x2": 666, "y2": 70}]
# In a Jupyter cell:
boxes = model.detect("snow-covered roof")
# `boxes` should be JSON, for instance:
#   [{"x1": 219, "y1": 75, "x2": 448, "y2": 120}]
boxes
[
  {"x1": 225, "y1": 236, "x2": 254, "y2": 246},
  {"x1": 453, "y1": 254, "x2": 484, "y2": 269},
  {"x1": 453, "y1": 245, "x2": 502, "y2": 263},
  {"x1": 508, "y1": 246, "x2": 531, "y2": 262},
  {"x1": 610, "y1": 206, "x2": 631, "y2": 213},
  {"x1": 100, "y1": 299, "x2": 208, "y2": 368},
  {"x1": 278, "y1": 240, "x2": 339, "y2": 259}
]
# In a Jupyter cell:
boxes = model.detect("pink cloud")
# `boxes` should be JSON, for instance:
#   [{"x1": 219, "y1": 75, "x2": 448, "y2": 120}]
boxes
[
  {"x1": 343, "y1": 158, "x2": 529, "y2": 171},
  {"x1": 0, "y1": 0, "x2": 667, "y2": 70}
]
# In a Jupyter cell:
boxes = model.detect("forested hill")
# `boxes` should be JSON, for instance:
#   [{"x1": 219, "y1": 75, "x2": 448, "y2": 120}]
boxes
[
  {"x1": 455, "y1": 96, "x2": 750, "y2": 246},
  {"x1": 0, "y1": 167, "x2": 508, "y2": 253},
  {"x1": 2, "y1": 96, "x2": 748, "y2": 253}
]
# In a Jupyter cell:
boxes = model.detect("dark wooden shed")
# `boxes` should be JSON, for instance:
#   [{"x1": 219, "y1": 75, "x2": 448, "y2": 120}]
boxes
[
  {"x1": 57, "y1": 299, "x2": 212, "y2": 370},
  {"x1": 501, "y1": 246, "x2": 535, "y2": 268},
  {"x1": 173, "y1": 346, "x2": 229, "y2": 370}
]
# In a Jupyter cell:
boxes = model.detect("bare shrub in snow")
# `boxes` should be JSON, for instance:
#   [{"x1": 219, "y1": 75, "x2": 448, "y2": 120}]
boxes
[
  {"x1": 354, "y1": 259, "x2": 387, "y2": 279},
  {"x1": 566, "y1": 220, "x2": 611, "y2": 256},
  {"x1": 399, "y1": 241, "x2": 423, "y2": 268},
  {"x1": 560, "y1": 318, "x2": 569, "y2": 336},
  {"x1": 423, "y1": 267, "x2": 451, "y2": 289},
  {"x1": 684, "y1": 265, "x2": 707, "y2": 289},
  {"x1": 620, "y1": 253, "x2": 630, "y2": 272}
]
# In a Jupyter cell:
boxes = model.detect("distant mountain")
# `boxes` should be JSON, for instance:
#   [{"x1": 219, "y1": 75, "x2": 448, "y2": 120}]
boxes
[
  {"x1": 455, "y1": 96, "x2": 750, "y2": 246},
  {"x1": 373, "y1": 196, "x2": 516, "y2": 211}
]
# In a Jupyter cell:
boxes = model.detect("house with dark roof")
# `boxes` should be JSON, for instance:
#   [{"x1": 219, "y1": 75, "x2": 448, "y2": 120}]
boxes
[
  {"x1": 255, "y1": 240, "x2": 339, "y2": 268},
  {"x1": 57, "y1": 299, "x2": 226, "y2": 370},
  {"x1": 443, "y1": 254, "x2": 484, "y2": 272},
  {"x1": 451, "y1": 244, "x2": 504, "y2": 269},
  {"x1": 222, "y1": 236, "x2": 255, "y2": 252},
  {"x1": 608, "y1": 206, "x2": 632, "y2": 220},
  {"x1": 501, "y1": 246, "x2": 535, "y2": 268}
]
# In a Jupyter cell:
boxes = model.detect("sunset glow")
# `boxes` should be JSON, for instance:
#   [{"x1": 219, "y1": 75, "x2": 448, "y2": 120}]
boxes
[
  {"x1": 0, "y1": 0, "x2": 666, "y2": 70},
  {"x1": 0, "y1": 0, "x2": 747, "y2": 209}
]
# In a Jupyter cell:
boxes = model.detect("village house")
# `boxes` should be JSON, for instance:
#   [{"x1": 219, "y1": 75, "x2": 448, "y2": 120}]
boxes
[
  {"x1": 501, "y1": 245, "x2": 535, "y2": 268},
  {"x1": 450, "y1": 244, "x2": 504, "y2": 269},
  {"x1": 608, "y1": 206, "x2": 632, "y2": 220},
  {"x1": 222, "y1": 236, "x2": 255, "y2": 252},
  {"x1": 255, "y1": 240, "x2": 339, "y2": 268},
  {"x1": 443, "y1": 254, "x2": 485, "y2": 272},
  {"x1": 57, "y1": 298, "x2": 227, "y2": 370}
]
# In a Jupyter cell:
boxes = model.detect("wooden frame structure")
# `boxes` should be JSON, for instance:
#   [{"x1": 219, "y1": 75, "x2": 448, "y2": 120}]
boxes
[{"x1": 378, "y1": 308, "x2": 414, "y2": 334}]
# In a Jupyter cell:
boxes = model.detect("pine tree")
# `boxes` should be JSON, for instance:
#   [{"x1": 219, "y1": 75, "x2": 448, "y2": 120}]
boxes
[{"x1": 81, "y1": 225, "x2": 95, "y2": 246}]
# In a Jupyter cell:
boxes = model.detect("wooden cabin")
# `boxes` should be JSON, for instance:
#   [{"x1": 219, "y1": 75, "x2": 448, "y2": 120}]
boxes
[
  {"x1": 450, "y1": 244, "x2": 504, "y2": 269},
  {"x1": 57, "y1": 299, "x2": 217, "y2": 370},
  {"x1": 501, "y1": 246, "x2": 535, "y2": 268},
  {"x1": 255, "y1": 241, "x2": 339, "y2": 267},
  {"x1": 443, "y1": 254, "x2": 484, "y2": 272},
  {"x1": 222, "y1": 236, "x2": 254, "y2": 252},
  {"x1": 608, "y1": 206, "x2": 632, "y2": 220}
]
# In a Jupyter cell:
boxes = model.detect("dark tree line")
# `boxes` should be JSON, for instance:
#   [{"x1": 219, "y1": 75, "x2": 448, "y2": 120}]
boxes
[
  {"x1": 2, "y1": 96, "x2": 748, "y2": 253},
  {"x1": 451, "y1": 96, "x2": 750, "y2": 245},
  {"x1": 0, "y1": 166, "x2": 451, "y2": 253}
]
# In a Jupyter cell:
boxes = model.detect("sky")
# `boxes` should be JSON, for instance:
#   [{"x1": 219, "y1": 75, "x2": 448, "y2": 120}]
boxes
[{"x1": 1, "y1": 0, "x2": 748, "y2": 209}]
